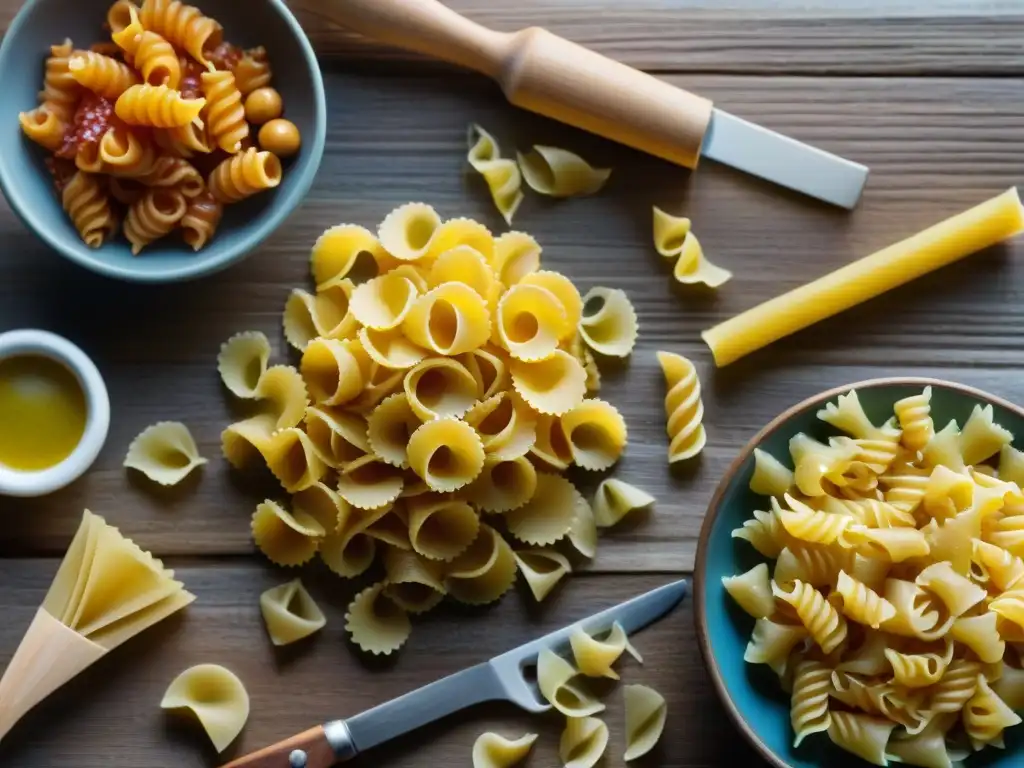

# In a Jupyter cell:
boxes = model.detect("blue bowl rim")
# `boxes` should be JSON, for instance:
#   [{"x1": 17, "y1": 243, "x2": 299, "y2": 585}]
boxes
[
  {"x1": 691, "y1": 375, "x2": 1024, "y2": 768},
  {"x1": 0, "y1": 0, "x2": 327, "y2": 283}
]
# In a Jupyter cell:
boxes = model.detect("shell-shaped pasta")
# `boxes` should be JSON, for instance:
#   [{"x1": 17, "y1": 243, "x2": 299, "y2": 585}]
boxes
[
  {"x1": 115, "y1": 83, "x2": 204, "y2": 127},
  {"x1": 365, "y1": 393, "x2": 421, "y2": 468},
  {"x1": 510, "y1": 350, "x2": 586, "y2": 417},
  {"x1": 491, "y1": 231, "x2": 541, "y2": 286},
  {"x1": 743, "y1": 618, "x2": 807, "y2": 673},
  {"x1": 62, "y1": 171, "x2": 117, "y2": 248},
  {"x1": 344, "y1": 580, "x2": 411, "y2": 655},
  {"x1": 973, "y1": 539, "x2": 1024, "y2": 591},
  {"x1": 318, "y1": 504, "x2": 383, "y2": 578},
  {"x1": 962, "y1": 404, "x2": 1014, "y2": 466},
  {"x1": 98, "y1": 126, "x2": 159, "y2": 178},
  {"x1": 789, "y1": 660, "x2": 831, "y2": 747},
  {"x1": 894, "y1": 386, "x2": 934, "y2": 452},
  {"x1": 407, "y1": 418, "x2": 485, "y2": 492},
  {"x1": 310, "y1": 224, "x2": 393, "y2": 287},
  {"x1": 445, "y1": 524, "x2": 517, "y2": 604},
  {"x1": 505, "y1": 472, "x2": 577, "y2": 546},
  {"x1": 883, "y1": 579, "x2": 954, "y2": 641},
  {"x1": 207, "y1": 147, "x2": 281, "y2": 203},
  {"x1": 464, "y1": 392, "x2": 536, "y2": 461},
  {"x1": 831, "y1": 570, "x2": 896, "y2": 628},
  {"x1": 68, "y1": 51, "x2": 139, "y2": 98},
  {"x1": 559, "y1": 717, "x2": 608, "y2": 768},
  {"x1": 406, "y1": 495, "x2": 479, "y2": 561},
  {"x1": 180, "y1": 191, "x2": 223, "y2": 251},
  {"x1": 951, "y1": 612, "x2": 1005, "y2": 664},
  {"x1": 885, "y1": 638, "x2": 954, "y2": 688},
  {"x1": 495, "y1": 283, "x2": 568, "y2": 361},
  {"x1": 282, "y1": 280, "x2": 359, "y2": 351},
  {"x1": 350, "y1": 272, "x2": 420, "y2": 331},
  {"x1": 592, "y1": 478, "x2": 656, "y2": 528},
  {"x1": 579, "y1": 287, "x2": 638, "y2": 358},
  {"x1": 428, "y1": 245, "x2": 500, "y2": 305},
  {"x1": 124, "y1": 421, "x2": 206, "y2": 485},
  {"x1": 621, "y1": 685, "x2": 667, "y2": 760},
  {"x1": 817, "y1": 390, "x2": 892, "y2": 440},
  {"x1": 774, "y1": 495, "x2": 854, "y2": 548},
  {"x1": 517, "y1": 145, "x2": 610, "y2": 197},
  {"x1": 915, "y1": 561, "x2": 986, "y2": 617},
  {"x1": 722, "y1": 563, "x2": 775, "y2": 619},
  {"x1": 827, "y1": 711, "x2": 896, "y2": 766},
  {"x1": 558, "y1": 398, "x2": 627, "y2": 471},
  {"x1": 652, "y1": 205, "x2": 690, "y2": 259},
  {"x1": 160, "y1": 664, "x2": 248, "y2": 753},
  {"x1": 930, "y1": 659, "x2": 983, "y2": 714},
  {"x1": 264, "y1": 427, "x2": 327, "y2": 493},
  {"x1": 382, "y1": 547, "x2": 446, "y2": 614},
  {"x1": 538, "y1": 648, "x2": 604, "y2": 717},
  {"x1": 426, "y1": 217, "x2": 495, "y2": 262},
  {"x1": 376, "y1": 201, "x2": 442, "y2": 262},
  {"x1": 250, "y1": 365, "x2": 308, "y2": 431},
  {"x1": 750, "y1": 448, "x2": 794, "y2": 497},
  {"x1": 569, "y1": 622, "x2": 640, "y2": 680},
  {"x1": 772, "y1": 579, "x2": 847, "y2": 654},
  {"x1": 402, "y1": 282, "x2": 491, "y2": 356},
  {"x1": 259, "y1": 579, "x2": 326, "y2": 646},
  {"x1": 200, "y1": 70, "x2": 248, "y2": 153},
  {"x1": 139, "y1": 0, "x2": 223, "y2": 67},
  {"x1": 472, "y1": 732, "x2": 537, "y2": 768},
  {"x1": 300, "y1": 337, "x2": 365, "y2": 406},
  {"x1": 250, "y1": 500, "x2": 324, "y2": 567},
  {"x1": 217, "y1": 330, "x2": 270, "y2": 398},
  {"x1": 964, "y1": 675, "x2": 1022, "y2": 749},
  {"x1": 19, "y1": 105, "x2": 68, "y2": 151},
  {"x1": 337, "y1": 454, "x2": 405, "y2": 510},
  {"x1": 568, "y1": 486, "x2": 598, "y2": 559},
  {"x1": 529, "y1": 412, "x2": 572, "y2": 470},
  {"x1": 467, "y1": 456, "x2": 537, "y2": 513},
  {"x1": 657, "y1": 350, "x2": 706, "y2": 463},
  {"x1": 849, "y1": 525, "x2": 929, "y2": 562},
  {"x1": 124, "y1": 186, "x2": 188, "y2": 254},
  {"x1": 773, "y1": 544, "x2": 850, "y2": 588},
  {"x1": 467, "y1": 124, "x2": 523, "y2": 225},
  {"x1": 732, "y1": 507, "x2": 789, "y2": 559},
  {"x1": 923, "y1": 420, "x2": 966, "y2": 473},
  {"x1": 511, "y1": 549, "x2": 570, "y2": 602}
]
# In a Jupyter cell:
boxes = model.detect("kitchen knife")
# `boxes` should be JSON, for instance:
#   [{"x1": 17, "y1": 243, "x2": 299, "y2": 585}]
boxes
[
  {"x1": 318, "y1": 0, "x2": 868, "y2": 208},
  {"x1": 221, "y1": 579, "x2": 687, "y2": 768}
]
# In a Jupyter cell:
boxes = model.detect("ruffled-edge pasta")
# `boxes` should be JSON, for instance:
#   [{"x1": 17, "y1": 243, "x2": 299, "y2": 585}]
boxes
[
  {"x1": 465, "y1": 392, "x2": 537, "y2": 461},
  {"x1": 623, "y1": 684, "x2": 667, "y2": 761},
  {"x1": 559, "y1": 398, "x2": 627, "y2": 471},
  {"x1": 510, "y1": 350, "x2": 587, "y2": 417},
  {"x1": 591, "y1": 478, "x2": 655, "y2": 527},
  {"x1": 495, "y1": 283, "x2": 569, "y2": 361},
  {"x1": 367, "y1": 393, "x2": 422, "y2": 468},
  {"x1": 264, "y1": 427, "x2": 328, "y2": 493},
  {"x1": 282, "y1": 279, "x2": 358, "y2": 352},
  {"x1": 259, "y1": 579, "x2": 326, "y2": 646},
  {"x1": 492, "y1": 231, "x2": 541, "y2": 286},
  {"x1": 407, "y1": 418, "x2": 486, "y2": 493},
  {"x1": 300, "y1": 337, "x2": 366, "y2": 406},
  {"x1": 569, "y1": 622, "x2": 641, "y2": 680},
  {"x1": 445, "y1": 524, "x2": 517, "y2": 605},
  {"x1": 404, "y1": 357, "x2": 480, "y2": 421},
  {"x1": 337, "y1": 454, "x2": 405, "y2": 510},
  {"x1": 568, "y1": 487, "x2": 598, "y2": 559},
  {"x1": 749, "y1": 448, "x2": 794, "y2": 497},
  {"x1": 349, "y1": 272, "x2": 420, "y2": 331},
  {"x1": 407, "y1": 495, "x2": 480, "y2": 562},
  {"x1": 319, "y1": 504, "x2": 389, "y2": 578},
  {"x1": 466, "y1": 456, "x2": 537, "y2": 513},
  {"x1": 305, "y1": 405, "x2": 371, "y2": 467},
  {"x1": 358, "y1": 326, "x2": 428, "y2": 371},
  {"x1": 377, "y1": 202, "x2": 442, "y2": 262},
  {"x1": 467, "y1": 124, "x2": 523, "y2": 225},
  {"x1": 657, "y1": 350, "x2": 706, "y2": 463},
  {"x1": 513, "y1": 549, "x2": 571, "y2": 601},
  {"x1": 160, "y1": 664, "x2": 249, "y2": 753},
  {"x1": 577, "y1": 286, "x2": 638, "y2": 358},
  {"x1": 251, "y1": 500, "x2": 324, "y2": 567},
  {"x1": 123, "y1": 421, "x2": 206, "y2": 486},
  {"x1": 383, "y1": 547, "x2": 446, "y2": 614},
  {"x1": 254, "y1": 365, "x2": 309, "y2": 431},
  {"x1": 504, "y1": 472, "x2": 577, "y2": 546},
  {"x1": 559, "y1": 716, "x2": 609, "y2": 768},
  {"x1": 402, "y1": 281, "x2": 491, "y2": 356},
  {"x1": 429, "y1": 245, "x2": 500, "y2": 306},
  {"x1": 217, "y1": 330, "x2": 270, "y2": 398},
  {"x1": 517, "y1": 145, "x2": 611, "y2": 198},
  {"x1": 344, "y1": 580, "x2": 411, "y2": 655},
  {"x1": 426, "y1": 217, "x2": 495, "y2": 263},
  {"x1": 538, "y1": 648, "x2": 605, "y2": 717},
  {"x1": 310, "y1": 224, "x2": 395, "y2": 287},
  {"x1": 472, "y1": 731, "x2": 537, "y2": 768}
]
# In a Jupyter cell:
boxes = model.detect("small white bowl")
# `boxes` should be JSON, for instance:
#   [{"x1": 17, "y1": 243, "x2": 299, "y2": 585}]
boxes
[{"x1": 0, "y1": 330, "x2": 110, "y2": 497}]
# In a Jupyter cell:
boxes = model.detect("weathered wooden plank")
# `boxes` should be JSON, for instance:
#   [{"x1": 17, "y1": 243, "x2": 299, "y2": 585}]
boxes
[{"x1": 0, "y1": 563, "x2": 753, "y2": 768}]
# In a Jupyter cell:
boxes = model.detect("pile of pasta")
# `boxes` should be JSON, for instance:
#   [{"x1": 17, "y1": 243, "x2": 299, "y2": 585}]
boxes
[
  {"x1": 19, "y1": 0, "x2": 300, "y2": 253},
  {"x1": 724, "y1": 387, "x2": 1024, "y2": 766},
  {"x1": 217, "y1": 202, "x2": 657, "y2": 654}
]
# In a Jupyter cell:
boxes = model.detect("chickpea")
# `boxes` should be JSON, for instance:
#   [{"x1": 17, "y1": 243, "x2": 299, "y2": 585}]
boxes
[
  {"x1": 244, "y1": 87, "x2": 283, "y2": 125},
  {"x1": 258, "y1": 119, "x2": 301, "y2": 158}
]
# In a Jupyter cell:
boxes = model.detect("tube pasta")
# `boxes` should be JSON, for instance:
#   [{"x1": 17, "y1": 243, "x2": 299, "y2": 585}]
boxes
[
  {"x1": 445, "y1": 524, "x2": 517, "y2": 605},
  {"x1": 344, "y1": 580, "x2": 411, "y2": 655},
  {"x1": 537, "y1": 648, "x2": 604, "y2": 717},
  {"x1": 250, "y1": 500, "x2": 324, "y2": 567},
  {"x1": 510, "y1": 350, "x2": 586, "y2": 417},
  {"x1": 467, "y1": 124, "x2": 523, "y2": 225},
  {"x1": 623, "y1": 684, "x2": 667, "y2": 761},
  {"x1": 504, "y1": 472, "x2": 577, "y2": 546},
  {"x1": 657, "y1": 351, "x2": 706, "y2": 463},
  {"x1": 259, "y1": 579, "x2": 326, "y2": 646},
  {"x1": 471, "y1": 732, "x2": 537, "y2": 768},
  {"x1": 402, "y1": 282, "x2": 491, "y2": 356},
  {"x1": 559, "y1": 398, "x2": 627, "y2": 471},
  {"x1": 559, "y1": 717, "x2": 608, "y2": 768},
  {"x1": 514, "y1": 549, "x2": 571, "y2": 602},
  {"x1": 160, "y1": 665, "x2": 248, "y2": 753},
  {"x1": 123, "y1": 421, "x2": 206, "y2": 486},
  {"x1": 569, "y1": 622, "x2": 641, "y2": 680}
]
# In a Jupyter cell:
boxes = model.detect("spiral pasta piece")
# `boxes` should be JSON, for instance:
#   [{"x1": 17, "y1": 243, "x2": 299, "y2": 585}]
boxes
[
  {"x1": 773, "y1": 543, "x2": 849, "y2": 588},
  {"x1": 232, "y1": 46, "x2": 271, "y2": 95},
  {"x1": 133, "y1": 30, "x2": 181, "y2": 88},
  {"x1": 789, "y1": 660, "x2": 831, "y2": 747},
  {"x1": 207, "y1": 147, "x2": 282, "y2": 203},
  {"x1": 830, "y1": 570, "x2": 896, "y2": 628},
  {"x1": 61, "y1": 171, "x2": 117, "y2": 248},
  {"x1": 894, "y1": 386, "x2": 934, "y2": 452},
  {"x1": 19, "y1": 106, "x2": 67, "y2": 152},
  {"x1": 885, "y1": 639, "x2": 954, "y2": 689},
  {"x1": 69, "y1": 51, "x2": 139, "y2": 99},
  {"x1": 656, "y1": 350, "x2": 706, "y2": 463},
  {"x1": 138, "y1": 0, "x2": 223, "y2": 67},
  {"x1": 827, "y1": 711, "x2": 896, "y2": 766},
  {"x1": 115, "y1": 84, "x2": 205, "y2": 128},
  {"x1": 98, "y1": 125, "x2": 159, "y2": 178},
  {"x1": 154, "y1": 122, "x2": 211, "y2": 157},
  {"x1": 964, "y1": 675, "x2": 1022, "y2": 750},
  {"x1": 774, "y1": 495, "x2": 854, "y2": 547},
  {"x1": 39, "y1": 39, "x2": 81, "y2": 123},
  {"x1": 772, "y1": 579, "x2": 848, "y2": 654},
  {"x1": 201, "y1": 70, "x2": 248, "y2": 153},
  {"x1": 180, "y1": 191, "x2": 223, "y2": 251},
  {"x1": 124, "y1": 186, "x2": 187, "y2": 254}
]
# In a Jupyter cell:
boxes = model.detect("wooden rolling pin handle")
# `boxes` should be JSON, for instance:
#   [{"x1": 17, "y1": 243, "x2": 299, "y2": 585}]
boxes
[
  {"x1": 322, "y1": 0, "x2": 715, "y2": 169},
  {"x1": 219, "y1": 726, "x2": 340, "y2": 768}
]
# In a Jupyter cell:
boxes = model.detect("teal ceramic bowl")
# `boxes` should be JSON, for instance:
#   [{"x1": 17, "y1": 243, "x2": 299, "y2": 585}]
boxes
[
  {"x1": 694, "y1": 377, "x2": 1024, "y2": 768},
  {"x1": 0, "y1": 0, "x2": 325, "y2": 282}
]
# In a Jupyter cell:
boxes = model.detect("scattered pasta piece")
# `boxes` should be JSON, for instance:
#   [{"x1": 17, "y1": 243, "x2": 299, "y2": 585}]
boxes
[
  {"x1": 559, "y1": 716, "x2": 609, "y2": 768},
  {"x1": 467, "y1": 124, "x2": 523, "y2": 225},
  {"x1": 514, "y1": 549, "x2": 571, "y2": 601},
  {"x1": 471, "y1": 731, "x2": 537, "y2": 768},
  {"x1": 160, "y1": 664, "x2": 249, "y2": 753},
  {"x1": 652, "y1": 207, "x2": 731, "y2": 287},
  {"x1": 517, "y1": 145, "x2": 610, "y2": 197},
  {"x1": 510, "y1": 350, "x2": 587, "y2": 416},
  {"x1": 217, "y1": 330, "x2": 271, "y2": 398},
  {"x1": 537, "y1": 648, "x2": 604, "y2": 717},
  {"x1": 657, "y1": 351, "x2": 706, "y2": 462},
  {"x1": 250, "y1": 500, "x2": 324, "y2": 567},
  {"x1": 592, "y1": 478, "x2": 655, "y2": 527},
  {"x1": 123, "y1": 421, "x2": 206, "y2": 486},
  {"x1": 578, "y1": 287, "x2": 638, "y2": 358},
  {"x1": 623, "y1": 684, "x2": 667, "y2": 761},
  {"x1": 344, "y1": 581, "x2": 411, "y2": 655},
  {"x1": 569, "y1": 622, "x2": 641, "y2": 680},
  {"x1": 567, "y1": 487, "x2": 598, "y2": 559},
  {"x1": 259, "y1": 579, "x2": 326, "y2": 646}
]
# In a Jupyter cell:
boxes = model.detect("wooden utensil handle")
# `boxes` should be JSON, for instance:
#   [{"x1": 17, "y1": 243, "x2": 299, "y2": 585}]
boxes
[
  {"x1": 219, "y1": 725, "x2": 343, "y2": 768},
  {"x1": 321, "y1": 0, "x2": 715, "y2": 169}
]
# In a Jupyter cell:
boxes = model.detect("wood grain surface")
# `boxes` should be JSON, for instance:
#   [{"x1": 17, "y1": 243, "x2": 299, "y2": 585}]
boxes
[{"x1": 1, "y1": 0, "x2": 1023, "y2": 766}]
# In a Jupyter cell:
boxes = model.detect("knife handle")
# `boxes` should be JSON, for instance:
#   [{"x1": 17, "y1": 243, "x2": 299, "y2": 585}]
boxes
[
  {"x1": 318, "y1": 0, "x2": 714, "y2": 168},
  {"x1": 219, "y1": 724, "x2": 354, "y2": 768}
]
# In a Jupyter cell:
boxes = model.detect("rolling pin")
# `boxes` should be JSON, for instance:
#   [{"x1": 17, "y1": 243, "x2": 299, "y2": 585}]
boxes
[{"x1": 320, "y1": 0, "x2": 869, "y2": 208}]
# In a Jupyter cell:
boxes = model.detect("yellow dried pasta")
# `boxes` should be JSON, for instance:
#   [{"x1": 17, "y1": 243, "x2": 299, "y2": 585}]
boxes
[
  {"x1": 559, "y1": 398, "x2": 627, "y2": 471},
  {"x1": 623, "y1": 684, "x2": 667, "y2": 761},
  {"x1": 471, "y1": 732, "x2": 537, "y2": 768},
  {"x1": 495, "y1": 283, "x2": 568, "y2": 361},
  {"x1": 592, "y1": 478, "x2": 656, "y2": 527},
  {"x1": 510, "y1": 350, "x2": 587, "y2": 417},
  {"x1": 160, "y1": 664, "x2": 248, "y2": 753},
  {"x1": 578, "y1": 287, "x2": 638, "y2": 358},
  {"x1": 569, "y1": 622, "x2": 641, "y2": 680},
  {"x1": 559, "y1": 716, "x2": 608, "y2": 768},
  {"x1": 537, "y1": 648, "x2": 604, "y2": 718},
  {"x1": 445, "y1": 524, "x2": 517, "y2": 605},
  {"x1": 505, "y1": 472, "x2": 576, "y2": 546},
  {"x1": 259, "y1": 579, "x2": 326, "y2": 647},
  {"x1": 467, "y1": 124, "x2": 523, "y2": 225},
  {"x1": 514, "y1": 549, "x2": 571, "y2": 602},
  {"x1": 657, "y1": 350, "x2": 706, "y2": 463},
  {"x1": 517, "y1": 145, "x2": 610, "y2": 197},
  {"x1": 250, "y1": 500, "x2": 324, "y2": 567},
  {"x1": 123, "y1": 421, "x2": 206, "y2": 486},
  {"x1": 652, "y1": 207, "x2": 731, "y2": 288},
  {"x1": 407, "y1": 418, "x2": 485, "y2": 493},
  {"x1": 344, "y1": 581, "x2": 411, "y2": 655}
]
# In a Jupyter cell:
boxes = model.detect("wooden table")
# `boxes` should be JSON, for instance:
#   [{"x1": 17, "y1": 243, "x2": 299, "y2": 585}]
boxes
[{"x1": 2, "y1": 1, "x2": 1024, "y2": 766}]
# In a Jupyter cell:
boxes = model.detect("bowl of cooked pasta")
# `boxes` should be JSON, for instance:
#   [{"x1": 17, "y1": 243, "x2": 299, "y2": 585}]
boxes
[
  {"x1": 0, "y1": 0, "x2": 325, "y2": 282},
  {"x1": 694, "y1": 378, "x2": 1024, "y2": 768}
]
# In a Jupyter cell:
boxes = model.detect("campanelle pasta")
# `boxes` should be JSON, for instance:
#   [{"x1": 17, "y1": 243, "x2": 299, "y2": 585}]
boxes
[
  {"x1": 344, "y1": 580, "x2": 411, "y2": 656},
  {"x1": 559, "y1": 716, "x2": 608, "y2": 768},
  {"x1": 123, "y1": 420, "x2": 207, "y2": 485},
  {"x1": 652, "y1": 206, "x2": 731, "y2": 288},
  {"x1": 517, "y1": 145, "x2": 611, "y2": 198},
  {"x1": 513, "y1": 549, "x2": 572, "y2": 602},
  {"x1": 471, "y1": 732, "x2": 537, "y2": 768},
  {"x1": 258, "y1": 579, "x2": 326, "y2": 647},
  {"x1": 160, "y1": 664, "x2": 249, "y2": 753},
  {"x1": 467, "y1": 124, "x2": 523, "y2": 225},
  {"x1": 725, "y1": 386, "x2": 1024, "y2": 764}
]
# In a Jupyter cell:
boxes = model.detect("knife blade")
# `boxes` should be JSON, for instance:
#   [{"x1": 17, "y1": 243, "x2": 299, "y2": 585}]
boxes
[{"x1": 220, "y1": 579, "x2": 688, "y2": 768}]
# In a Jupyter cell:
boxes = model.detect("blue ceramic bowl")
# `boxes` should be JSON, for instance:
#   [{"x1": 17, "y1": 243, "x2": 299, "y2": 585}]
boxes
[
  {"x1": 694, "y1": 377, "x2": 1024, "y2": 768},
  {"x1": 0, "y1": 0, "x2": 325, "y2": 282}
]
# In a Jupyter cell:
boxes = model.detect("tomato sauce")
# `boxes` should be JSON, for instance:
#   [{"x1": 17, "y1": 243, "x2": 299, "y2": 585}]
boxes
[{"x1": 56, "y1": 93, "x2": 115, "y2": 160}]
